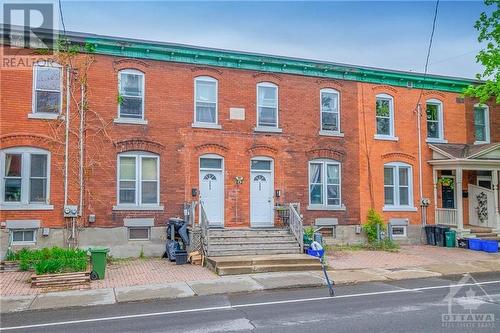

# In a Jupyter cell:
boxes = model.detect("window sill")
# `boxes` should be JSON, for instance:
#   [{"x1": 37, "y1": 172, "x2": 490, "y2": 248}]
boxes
[
  {"x1": 319, "y1": 130, "x2": 344, "y2": 137},
  {"x1": 114, "y1": 118, "x2": 148, "y2": 125},
  {"x1": 0, "y1": 204, "x2": 54, "y2": 211},
  {"x1": 374, "y1": 135, "x2": 399, "y2": 141},
  {"x1": 11, "y1": 242, "x2": 36, "y2": 246},
  {"x1": 191, "y1": 123, "x2": 222, "y2": 130},
  {"x1": 383, "y1": 206, "x2": 418, "y2": 212},
  {"x1": 307, "y1": 204, "x2": 346, "y2": 211},
  {"x1": 28, "y1": 113, "x2": 62, "y2": 120},
  {"x1": 254, "y1": 127, "x2": 283, "y2": 133},
  {"x1": 474, "y1": 140, "x2": 490, "y2": 145},
  {"x1": 426, "y1": 138, "x2": 448, "y2": 144},
  {"x1": 113, "y1": 205, "x2": 164, "y2": 211}
]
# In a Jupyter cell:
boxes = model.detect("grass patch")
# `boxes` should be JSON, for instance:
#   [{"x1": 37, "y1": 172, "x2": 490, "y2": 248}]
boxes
[
  {"x1": 329, "y1": 240, "x2": 400, "y2": 253},
  {"x1": 6, "y1": 247, "x2": 88, "y2": 275}
]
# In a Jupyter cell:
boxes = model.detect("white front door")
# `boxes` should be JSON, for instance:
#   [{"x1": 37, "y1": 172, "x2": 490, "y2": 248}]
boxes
[
  {"x1": 200, "y1": 157, "x2": 224, "y2": 227},
  {"x1": 250, "y1": 159, "x2": 274, "y2": 227}
]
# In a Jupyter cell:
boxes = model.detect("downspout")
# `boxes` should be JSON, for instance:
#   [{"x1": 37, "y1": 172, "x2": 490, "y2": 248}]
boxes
[
  {"x1": 79, "y1": 85, "x2": 85, "y2": 216},
  {"x1": 64, "y1": 66, "x2": 70, "y2": 206},
  {"x1": 417, "y1": 103, "x2": 426, "y2": 226}
]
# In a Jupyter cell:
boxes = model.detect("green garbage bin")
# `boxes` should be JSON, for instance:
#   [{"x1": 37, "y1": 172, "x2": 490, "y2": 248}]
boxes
[
  {"x1": 445, "y1": 231, "x2": 456, "y2": 248},
  {"x1": 89, "y1": 247, "x2": 109, "y2": 280}
]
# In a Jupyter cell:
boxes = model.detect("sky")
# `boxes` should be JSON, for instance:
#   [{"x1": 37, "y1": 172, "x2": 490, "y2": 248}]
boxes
[{"x1": 31, "y1": 1, "x2": 498, "y2": 78}]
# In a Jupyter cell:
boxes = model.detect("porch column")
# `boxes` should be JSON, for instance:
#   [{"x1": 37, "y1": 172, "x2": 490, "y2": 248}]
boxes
[
  {"x1": 433, "y1": 169, "x2": 438, "y2": 224},
  {"x1": 493, "y1": 170, "x2": 500, "y2": 232},
  {"x1": 455, "y1": 168, "x2": 464, "y2": 231}
]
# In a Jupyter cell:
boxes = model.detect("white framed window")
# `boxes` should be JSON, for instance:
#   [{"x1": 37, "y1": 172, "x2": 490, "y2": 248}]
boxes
[
  {"x1": 0, "y1": 147, "x2": 52, "y2": 210},
  {"x1": 116, "y1": 151, "x2": 160, "y2": 209},
  {"x1": 11, "y1": 229, "x2": 36, "y2": 245},
  {"x1": 426, "y1": 99, "x2": 445, "y2": 141},
  {"x1": 308, "y1": 159, "x2": 343, "y2": 210},
  {"x1": 474, "y1": 104, "x2": 490, "y2": 144},
  {"x1": 128, "y1": 227, "x2": 150, "y2": 241},
  {"x1": 32, "y1": 62, "x2": 62, "y2": 117},
  {"x1": 390, "y1": 225, "x2": 407, "y2": 238},
  {"x1": 117, "y1": 69, "x2": 145, "y2": 121},
  {"x1": 375, "y1": 94, "x2": 395, "y2": 139},
  {"x1": 320, "y1": 88, "x2": 340, "y2": 134},
  {"x1": 256, "y1": 82, "x2": 280, "y2": 131},
  {"x1": 194, "y1": 76, "x2": 219, "y2": 127},
  {"x1": 383, "y1": 162, "x2": 416, "y2": 211}
]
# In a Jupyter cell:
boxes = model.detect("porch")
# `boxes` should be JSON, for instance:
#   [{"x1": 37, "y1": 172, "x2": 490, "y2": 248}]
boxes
[{"x1": 429, "y1": 143, "x2": 500, "y2": 237}]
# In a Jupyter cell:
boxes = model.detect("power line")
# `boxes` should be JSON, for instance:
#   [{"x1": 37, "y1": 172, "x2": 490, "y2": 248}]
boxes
[{"x1": 58, "y1": 0, "x2": 66, "y2": 35}]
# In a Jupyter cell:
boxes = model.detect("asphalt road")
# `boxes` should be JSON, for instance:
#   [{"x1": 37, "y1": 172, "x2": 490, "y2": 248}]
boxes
[{"x1": 2, "y1": 272, "x2": 500, "y2": 333}]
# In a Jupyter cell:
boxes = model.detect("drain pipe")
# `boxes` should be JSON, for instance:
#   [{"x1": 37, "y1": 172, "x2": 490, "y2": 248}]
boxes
[
  {"x1": 417, "y1": 103, "x2": 426, "y2": 227},
  {"x1": 64, "y1": 66, "x2": 70, "y2": 206}
]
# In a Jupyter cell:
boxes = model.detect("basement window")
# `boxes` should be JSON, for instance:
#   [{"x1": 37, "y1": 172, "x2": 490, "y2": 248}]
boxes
[
  {"x1": 128, "y1": 227, "x2": 150, "y2": 241},
  {"x1": 390, "y1": 225, "x2": 407, "y2": 238},
  {"x1": 11, "y1": 229, "x2": 36, "y2": 244}
]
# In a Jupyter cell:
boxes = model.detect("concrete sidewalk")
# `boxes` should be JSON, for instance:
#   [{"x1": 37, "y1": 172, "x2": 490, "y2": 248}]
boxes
[{"x1": 2, "y1": 257, "x2": 499, "y2": 314}]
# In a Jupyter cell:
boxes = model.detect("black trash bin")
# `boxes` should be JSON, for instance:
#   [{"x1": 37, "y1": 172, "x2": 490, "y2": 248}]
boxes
[
  {"x1": 424, "y1": 225, "x2": 436, "y2": 245},
  {"x1": 434, "y1": 225, "x2": 450, "y2": 247}
]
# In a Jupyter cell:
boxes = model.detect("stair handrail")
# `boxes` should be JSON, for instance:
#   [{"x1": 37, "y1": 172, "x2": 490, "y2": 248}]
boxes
[
  {"x1": 199, "y1": 201, "x2": 210, "y2": 256},
  {"x1": 288, "y1": 202, "x2": 304, "y2": 253}
]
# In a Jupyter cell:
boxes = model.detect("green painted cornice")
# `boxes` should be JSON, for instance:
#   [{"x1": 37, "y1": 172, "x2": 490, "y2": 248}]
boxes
[{"x1": 78, "y1": 34, "x2": 476, "y2": 93}]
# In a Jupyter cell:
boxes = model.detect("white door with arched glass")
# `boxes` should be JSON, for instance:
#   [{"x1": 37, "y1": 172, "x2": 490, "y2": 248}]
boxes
[
  {"x1": 250, "y1": 158, "x2": 274, "y2": 227},
  {"x1": 199, "y1": 156, "x2": 224, "y2": 227}
]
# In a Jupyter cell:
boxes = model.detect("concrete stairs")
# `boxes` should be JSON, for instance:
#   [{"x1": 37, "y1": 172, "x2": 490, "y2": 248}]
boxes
[
  {"x1": 206, "y1": 228, "x2": 301, "y2": 257},
  {"x1": 466, "y1": 225, "x2": 500, "y2": 242},
  {"x1": 206, "y1": 254, "x2": 322, "y2": 275}
]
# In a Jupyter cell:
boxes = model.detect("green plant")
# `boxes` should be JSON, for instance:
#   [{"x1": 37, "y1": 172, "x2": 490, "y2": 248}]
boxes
[
  {"x1": 438, "y1": 177, "x2": 454, "y2": 189},
  {"x1": 7, "y1": 247, "x2": 88, "y2": 275},
  {"x1": 139, "y1": 246, "x2": 145, "y2": 259},
  {"x1": 117, "y1": 94, "x2": 124, "y2": 105},
  {"x1": 364, "y1": 209, "x2": 386, "y2": 244}
]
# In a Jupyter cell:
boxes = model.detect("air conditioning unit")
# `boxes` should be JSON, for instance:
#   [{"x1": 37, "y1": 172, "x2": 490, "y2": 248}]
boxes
[{"x1": 63, "y1": 205, "x2": 79, "y2": 218}]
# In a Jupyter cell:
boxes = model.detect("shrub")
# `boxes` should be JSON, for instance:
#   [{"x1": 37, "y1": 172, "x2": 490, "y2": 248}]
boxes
[
  {"x1": 364, "y1": 209, "x2": 386, "y2": 244},
  {"x1": 7, "y1": 247, "x2": 88, "y2": 275}
]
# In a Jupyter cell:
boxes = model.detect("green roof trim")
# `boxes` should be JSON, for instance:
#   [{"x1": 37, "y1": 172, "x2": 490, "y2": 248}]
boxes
[{"x1": 82, "y1": 35, "x2": 476, "y2": 93}]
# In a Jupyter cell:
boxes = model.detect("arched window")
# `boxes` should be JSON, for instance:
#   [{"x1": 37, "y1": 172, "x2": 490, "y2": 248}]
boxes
[
  {"x1": 383, "y1": 162, "x2": 414, "y2": 210},
  {"x1": 473, "y1": 103, "x2": 490, "y2": 144},
  {"x1": 0, "y1": 147, "x2": 51, "y2": 208},
  {"x1": 117, "y1": 151, "x2": 159, "y2": 207},
  {"x1": 118, "y1": 69, "x2": 145, "y2": 120},
  {"x1": 194, "y1": 76, "x2": 218, "y2": 126},
  {"x1": 256, "y1": 82, "x2": 279, "y2": 129},
  {"x1": 32, "y1": 62, "x2": 62, "y2": 116},
  {"x1": 426, "y1": 99, "x2": 444, "y2": 141},
  {"x1": 375, "y1": 93, "x2": 395, "y2": 138},
  {"x1": 308, "y1": 159, "x2": 341, "y2": 208},
  {"x1": 320, "y1": 88, "x2": 340, "y2": 133}
]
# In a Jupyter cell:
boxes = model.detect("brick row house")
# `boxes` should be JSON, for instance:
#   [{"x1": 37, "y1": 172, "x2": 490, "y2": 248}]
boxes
[{"x1": 1, "y1": 31, "x2": 499, "y2": 258}]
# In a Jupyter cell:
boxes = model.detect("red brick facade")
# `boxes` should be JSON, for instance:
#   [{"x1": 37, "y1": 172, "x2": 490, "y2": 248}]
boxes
[{"x1": 1, "y1": 47, "x2": 498, "y2": 237}]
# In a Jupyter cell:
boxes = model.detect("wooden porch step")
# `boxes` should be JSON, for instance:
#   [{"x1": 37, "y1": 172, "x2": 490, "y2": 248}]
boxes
[
  {"x1": 207, "y1": 254, "x2": 322, "y2": 276},
  {"x1": 465, "y1": 225, "x2": 493, "y2": 233}
]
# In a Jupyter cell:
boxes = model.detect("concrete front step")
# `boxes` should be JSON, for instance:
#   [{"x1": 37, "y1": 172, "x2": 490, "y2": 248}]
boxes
[
  {"x1": 216, "y1": 263, "x2": 322, "y2": 275},
  {"x1": 210, "y1": 238, "x2": 297, "y2": 245},
  {"x1": 472, "y1": 232, "x2": 498, "y2": 237},
  {"x1": 208, "y1": 248, "x2": 301, "y2": 257},
  {"x1": 476, "y1": 236, "x2": 500, "y2": 241},
  {"x1": 210, "y1": 243, "x2": 300, "y2": 252},
  {"x1": 207, "y1": 254, "x2": 322, "y2": 275},
  {"x1": 209, "y1": 229, "x2": 291, "y2": 237},
  {"x1": 466, "y1": 226, "x2": 493, "y2": 234}
]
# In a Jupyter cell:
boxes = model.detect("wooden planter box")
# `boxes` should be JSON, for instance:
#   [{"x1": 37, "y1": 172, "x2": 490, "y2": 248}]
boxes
[
  {"x1": 31, "y1": 271, "x2": 91, "y2": 289},
  {"x1": 0, "y1": 261, "x2": 20, "y2": 272}
]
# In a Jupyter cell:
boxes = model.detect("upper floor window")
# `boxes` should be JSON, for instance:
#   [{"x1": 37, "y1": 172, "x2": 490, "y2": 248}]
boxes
[
  {"x1": 320, "y1": 89, "x2": 340, "y2": 133},
  {"x1": 118, "y1": 69, "x2": 144, "y2": 120},
  {"x1": 384, "y1": 162, "x2": 414, "y2": 211},
  {"x1": 426, "y1": 99, "x2": 444, "y2": 141},
  {"x1": 0, "y1": 147, "x2": 51, "y2": 209},
  {"x1": 256, "y1": 82, "x2": 279, "y2": 129},
  {"x1": 474, "y1": 104, "x2": 490, "y2": 144},
  {"x1": 375, "y1": 94, "x2": 395, "y2": 138},
  {"x1": 308, "y1": 159, "x2": 341, "y2": 208},
  {"x1": 117, "y1": 151, "x2": 159, "y2": 207},
  {"x1": 33, "y1": 63, "x2": 62, "y2": 114},
  {"x1": 194, "y1": 76, "x2": 218, "y2": 125}
]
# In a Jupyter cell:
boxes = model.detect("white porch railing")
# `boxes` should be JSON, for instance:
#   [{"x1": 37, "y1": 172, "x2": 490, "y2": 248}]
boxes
[
  {"x1": 435, "y1": 208, "x2": 458, "y2": 227},
  {"x1": 288, "y1": 203, "x2": 304, "y2": 253}
]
